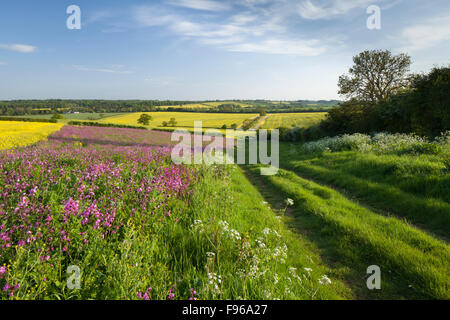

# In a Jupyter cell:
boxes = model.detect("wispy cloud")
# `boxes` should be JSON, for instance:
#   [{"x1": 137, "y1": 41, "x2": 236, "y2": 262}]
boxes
[
  {"x1": 132, "y1": 4, "x2": 326, "y2": 55},
  {"x1": 0, "y1": 44, "x2": 37, "y2": 53},
  {"x1": 72, "y1": 65, "x2": 133, "y2": 74},
  {"x1": 227, "y1": 39, "x2": 327, "y2": 55},
  {"x1": 166, "y1": 0, "x2": 230, "y2": 12},
  {"x1": 0, "y1": 61, "x2": 7, "y2": 66},
  {"x1": 394, "y1": 13, "x2": 450, "y2": 52}
]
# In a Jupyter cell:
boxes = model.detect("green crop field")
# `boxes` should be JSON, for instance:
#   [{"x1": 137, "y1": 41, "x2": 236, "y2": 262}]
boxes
[
  {"x1": 10, "y1": 113, "x2": 124, "y2": 123},
  {"x1": 260, "y1": 113, "x2": 327, "y2": 129}
]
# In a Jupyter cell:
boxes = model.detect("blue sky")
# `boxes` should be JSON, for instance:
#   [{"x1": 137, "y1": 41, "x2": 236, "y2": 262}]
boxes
[{"x1": 1, "y1": 0, "x2": 449, "y2": 100}]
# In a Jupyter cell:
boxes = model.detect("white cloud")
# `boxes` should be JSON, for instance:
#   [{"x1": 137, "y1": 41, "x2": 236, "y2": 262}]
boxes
[
  {"x1": 166, "y1": 0, "x2": 230, "y2": 11},
  {"x1": 0, "y1": 61, "x2": 7, "y2": 66},
  {"x1": 298, "y1": 0, "x2": 379, "y2": 20},
  {"x1": 0, "y1": 44, "x2": 37, "y2": 53},
  {"x1": 395, "y1": 14, "x2": 450, "y2": 52},
  {"x1": 72, "y1": 65, "x2": 133, "y2": 74}
]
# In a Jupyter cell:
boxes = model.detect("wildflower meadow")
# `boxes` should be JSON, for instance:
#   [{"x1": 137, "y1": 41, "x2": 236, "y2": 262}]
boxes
[{"x1": 0, "y1": 125, "x2": 340, "y2": 300}]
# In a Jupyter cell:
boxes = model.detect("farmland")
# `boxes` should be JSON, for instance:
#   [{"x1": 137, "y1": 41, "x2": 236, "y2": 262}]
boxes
[
  {"x1": 0, "y1": 120, "x2": 449, "y2": 300},
  {"x1": 9, "y1": 113, "x2": 124, "y2": 123},
  {"x1": 0, "y1": 121, "x2": 63, "y2": 150},
  {"x1": 158, "y1": 102, "x2": 253, "y2": 109},
  {"x1": 96, "y1": 112, "x2": 259, "y2": 130},
  {"x1": 260, "y1": 113, "x2": 327, "y2": 129}
]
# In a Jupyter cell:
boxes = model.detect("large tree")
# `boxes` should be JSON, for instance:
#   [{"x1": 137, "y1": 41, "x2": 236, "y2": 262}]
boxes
[
  {"x1": 338, "y1": 50, "x2": 411, "y2": 104},
  {"x1": 137, "y1": 113, "x2": 152, "y2": 126}
]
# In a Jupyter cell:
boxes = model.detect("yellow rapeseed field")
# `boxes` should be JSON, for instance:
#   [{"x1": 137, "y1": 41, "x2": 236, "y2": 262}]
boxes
[
  {"x1": 0, "y1": 121, "x2": 64, "y2": 150},
  {"x1": 99, "y1": 112, "x2": 259, "y2": 129}
]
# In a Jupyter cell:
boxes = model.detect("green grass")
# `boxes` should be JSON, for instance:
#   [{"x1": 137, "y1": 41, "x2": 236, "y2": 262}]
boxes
[
  {"x1": 247, "y1": 164, "x2": 449, "y2": 299},
  {"x1": 279, "y1": 144, "x2": 450, "y2": 238},
  {"x1": 91, "y1": 164, "x2": 352, "y2": 300},
  {"x1": 239, "y1": 137, "x2": 450, "y2": 299},
  {"x1": 178, "y1": 165, "x2": 351, "y2": 300}
]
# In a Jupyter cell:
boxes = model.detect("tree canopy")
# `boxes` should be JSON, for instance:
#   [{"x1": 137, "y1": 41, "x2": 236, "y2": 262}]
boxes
[
  {"x1": 137, "y1": 114, "x2": 152, "y2": 126},
  {"x1": 338, "y1": 50, "x2": 411, "y2": 104}
]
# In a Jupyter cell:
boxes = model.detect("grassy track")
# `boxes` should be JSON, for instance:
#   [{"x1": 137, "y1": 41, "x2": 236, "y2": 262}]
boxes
[
  {"x1": 185, "y1": 165, "x2": 352, "y2": 300},
  {"x1": 246, "y1": 164, "x2": 450, "y2": 299},
  {"x1": 241, "y1": 138, "x2": 450, "y2": 299}
]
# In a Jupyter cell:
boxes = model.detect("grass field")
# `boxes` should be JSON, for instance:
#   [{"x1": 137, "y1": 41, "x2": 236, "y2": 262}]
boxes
[
  {"x1": 97, "y1": 112, "x2": 259, "y2": 130},
  {"x1": 0, "y1": 121, "x2": 63, "y2": 150},
  {"x1": 260, "y1": 113, "x2": 327, "y2": 129}
]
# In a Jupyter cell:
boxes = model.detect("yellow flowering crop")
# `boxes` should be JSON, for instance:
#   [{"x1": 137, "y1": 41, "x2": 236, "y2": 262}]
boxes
[{"x1": 0, "y1": 121, "x2": 64, "y2": 150}]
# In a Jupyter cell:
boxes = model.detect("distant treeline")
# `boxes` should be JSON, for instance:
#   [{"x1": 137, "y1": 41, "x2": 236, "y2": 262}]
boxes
[
  {"x1": 0, "y1": 100, "x2": 193, "y2": 116},
  {"x1": 0, "y1": 99, "x2": 338, "y2": 116}
]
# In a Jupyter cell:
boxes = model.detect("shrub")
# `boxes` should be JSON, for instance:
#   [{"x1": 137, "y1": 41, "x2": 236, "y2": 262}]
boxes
[
  {"x1": 301, "y1": 132, "x2": 449, "y2": 155},
  {"x1": 0, "y1": 117, "x2": 57, "y2": 124},
  {"x1": 67, "y1": 121, "x2": 146, "y2": 130}
]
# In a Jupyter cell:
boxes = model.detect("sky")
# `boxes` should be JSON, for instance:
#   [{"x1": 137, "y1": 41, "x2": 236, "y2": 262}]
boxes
[{"x1": 0, "y1": 0, "x2": 449, "y2": 101}]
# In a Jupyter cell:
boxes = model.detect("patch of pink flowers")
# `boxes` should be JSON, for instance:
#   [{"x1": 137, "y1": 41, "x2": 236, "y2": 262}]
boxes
[
  {"x1": 0, "y1": 126, "x2": 198, "y2": 299},
  {"x1": 137, "y1": 287, "x2": 153, "y2": 300}
]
